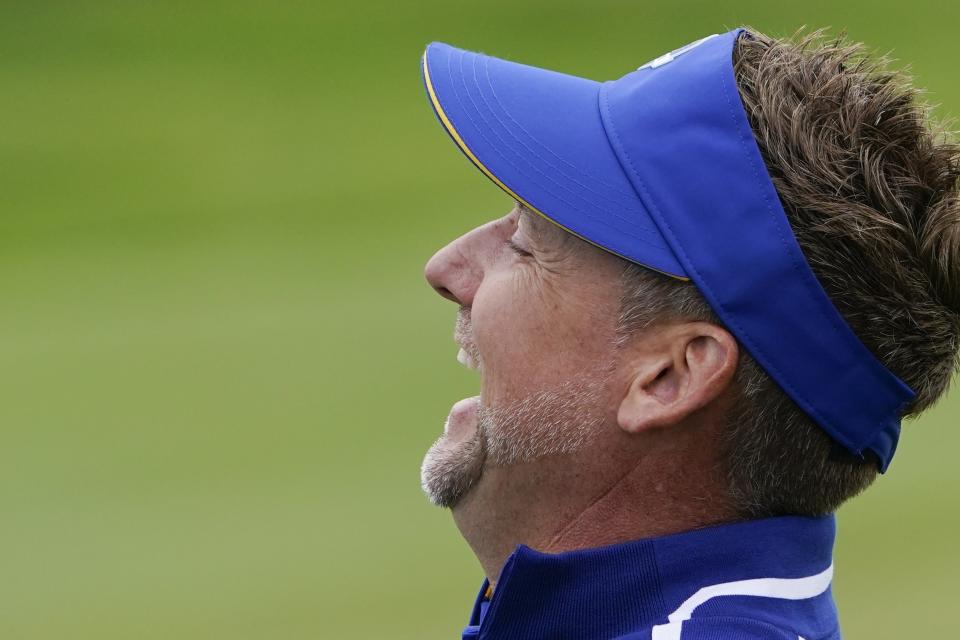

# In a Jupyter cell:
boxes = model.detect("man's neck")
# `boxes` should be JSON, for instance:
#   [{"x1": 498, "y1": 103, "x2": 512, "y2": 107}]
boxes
[{"x1": 451, "y1": 436, "x2": 734, "y2": 590}]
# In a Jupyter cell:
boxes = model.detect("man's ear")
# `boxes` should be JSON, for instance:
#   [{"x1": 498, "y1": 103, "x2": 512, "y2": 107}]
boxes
[{"x1": 617, "y1": 322, "x2": 738, "y2": 434}]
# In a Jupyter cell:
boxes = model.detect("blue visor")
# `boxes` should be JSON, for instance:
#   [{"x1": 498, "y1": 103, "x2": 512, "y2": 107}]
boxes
[{"x1": 420, "y1": 28, "x2": 916, "y2": 471}]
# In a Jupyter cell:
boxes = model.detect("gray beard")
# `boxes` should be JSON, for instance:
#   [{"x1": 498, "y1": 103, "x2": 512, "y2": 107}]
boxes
[
  {"x1": 419, "y1": 424, "x2": 486, "y2": 509},
  {"x1": 420, "y1": 373, "x2": 609, "y2": 509}
]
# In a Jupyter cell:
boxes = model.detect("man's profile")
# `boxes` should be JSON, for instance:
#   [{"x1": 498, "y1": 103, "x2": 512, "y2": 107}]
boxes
[{"x1": 417, "y1": 27, "x2": 959, "y2": 639}]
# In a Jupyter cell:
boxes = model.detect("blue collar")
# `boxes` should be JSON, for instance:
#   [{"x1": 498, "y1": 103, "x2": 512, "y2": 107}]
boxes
[{"x1": 461, "y1": 515, "x2": 839, "y2": 640}]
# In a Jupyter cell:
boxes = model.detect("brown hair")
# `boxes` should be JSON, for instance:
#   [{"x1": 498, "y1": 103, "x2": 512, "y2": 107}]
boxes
[{"x1": 616, "y1": 27, "x2": 960, "y2": 517}]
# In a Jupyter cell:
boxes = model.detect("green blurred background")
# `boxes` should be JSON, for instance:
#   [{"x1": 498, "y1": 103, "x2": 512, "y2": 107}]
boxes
[{"x1": 1, "y1": 1, "x2": 957, "y2": 638}]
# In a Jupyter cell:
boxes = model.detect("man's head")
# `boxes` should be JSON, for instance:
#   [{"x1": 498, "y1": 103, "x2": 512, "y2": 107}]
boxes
[
  {"x1": 419, "y1": 28, "x2": 960, "y2": 533},
  {"x1": 420, "y1": 204, "x2": 739, "y2": 511}
]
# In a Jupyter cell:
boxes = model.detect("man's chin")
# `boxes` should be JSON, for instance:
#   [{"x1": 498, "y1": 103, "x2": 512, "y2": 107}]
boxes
[
  {"x1": 420, "y1": 396, "x2": 486, "y2": 509},
  {"x1": 420, "y1": 432, "x2": 486, "y2": 508}
]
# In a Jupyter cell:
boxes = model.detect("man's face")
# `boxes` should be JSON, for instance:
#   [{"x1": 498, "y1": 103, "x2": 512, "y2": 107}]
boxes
[{"x1": 420, "y1": 203, "x2": 626, "y2": 508}]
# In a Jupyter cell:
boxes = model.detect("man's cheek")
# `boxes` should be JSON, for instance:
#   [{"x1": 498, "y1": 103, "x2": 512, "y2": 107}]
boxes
[{"x1": 483, "y1": 346, "x2": 554, "y2": 404}]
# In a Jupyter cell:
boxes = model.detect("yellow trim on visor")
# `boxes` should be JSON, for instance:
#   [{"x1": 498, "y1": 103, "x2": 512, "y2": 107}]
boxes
[{"x1": 421, "y1": 50, "x2": 689, "y2": 282}]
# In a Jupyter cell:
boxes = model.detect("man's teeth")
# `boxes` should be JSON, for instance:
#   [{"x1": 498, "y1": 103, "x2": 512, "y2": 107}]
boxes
[{"x1": 457, "y1": 347, "x2": 479, "y2": 371}]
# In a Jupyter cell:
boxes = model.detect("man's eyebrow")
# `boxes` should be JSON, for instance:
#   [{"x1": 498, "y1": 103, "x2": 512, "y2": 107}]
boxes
[
  {"x1": 515, "y1": 201, "x2": 548, "y2": 233},
  {"x1": 514, "y1": 201, "x2": 574, "y2": 254}
]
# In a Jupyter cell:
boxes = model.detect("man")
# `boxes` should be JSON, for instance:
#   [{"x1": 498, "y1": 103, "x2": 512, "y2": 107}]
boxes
[{"x1": 418, "y1": 27, "x2": 960, "y2": 640}]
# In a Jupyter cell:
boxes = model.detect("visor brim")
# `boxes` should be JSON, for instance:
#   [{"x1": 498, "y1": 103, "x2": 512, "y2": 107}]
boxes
[{"x1": 421, "y1": 42, "x2": 688, "y2": 281}]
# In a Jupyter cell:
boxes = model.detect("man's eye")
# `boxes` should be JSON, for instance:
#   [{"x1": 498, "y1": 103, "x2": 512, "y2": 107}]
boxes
[{"x1": 506, "y1": 238, "x2": 533, "y2": 258}]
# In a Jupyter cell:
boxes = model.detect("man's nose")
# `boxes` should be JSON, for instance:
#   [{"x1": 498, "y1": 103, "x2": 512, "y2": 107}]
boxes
[{"x1": 424, "y1": 234, "x2": 482, "y2": 307}]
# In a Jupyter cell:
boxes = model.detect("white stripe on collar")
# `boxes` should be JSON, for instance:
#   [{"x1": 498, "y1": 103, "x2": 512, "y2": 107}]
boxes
[{"x1": 651, "y1": 563, "x2": 834, "y2": 640}]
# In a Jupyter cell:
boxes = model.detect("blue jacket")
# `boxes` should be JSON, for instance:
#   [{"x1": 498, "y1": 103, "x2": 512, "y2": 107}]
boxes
[{"x1": 461, "y1": 515, "x2": 840, "y2": 640}]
